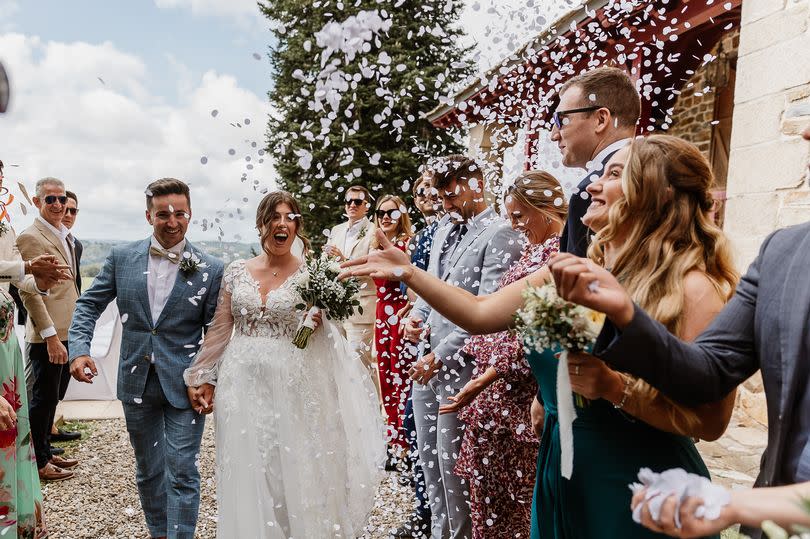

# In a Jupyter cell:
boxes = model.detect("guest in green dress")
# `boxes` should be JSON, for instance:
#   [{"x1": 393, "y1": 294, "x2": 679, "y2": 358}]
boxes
[
  {"x1": 341, "y1": 135, "x2": 740, "y2": 538},
  {"x1": 0, "y1": 288, "x2": 46, "y2": 538}
]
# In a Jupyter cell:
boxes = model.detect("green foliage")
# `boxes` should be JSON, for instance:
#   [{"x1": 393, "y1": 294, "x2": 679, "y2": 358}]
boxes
[{"x1": 260, "y1": 0, "x2": 472, "y2": 246}]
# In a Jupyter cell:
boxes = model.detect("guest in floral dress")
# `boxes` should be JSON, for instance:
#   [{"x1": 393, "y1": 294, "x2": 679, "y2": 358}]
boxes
[
  {"x1": 372, "y1": 195, "x2": 414, "y2": 456},
  {"x1": 439, "y1": 171, "x2": 567, "y2": 538}
]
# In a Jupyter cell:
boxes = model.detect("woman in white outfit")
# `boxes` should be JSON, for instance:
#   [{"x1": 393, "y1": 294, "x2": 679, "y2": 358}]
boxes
[{"x1": 184, "y1": 191, "x2": 385, "y2": 538}]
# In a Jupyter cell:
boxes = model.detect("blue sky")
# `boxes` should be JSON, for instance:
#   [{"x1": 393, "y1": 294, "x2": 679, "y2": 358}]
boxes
[{"x1": 4, "y1": 0, "x2": 271, "y2": 104}]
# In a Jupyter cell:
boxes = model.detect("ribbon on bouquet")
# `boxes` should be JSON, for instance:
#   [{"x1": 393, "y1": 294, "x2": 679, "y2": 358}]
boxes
[{"x1": 556, "y1": 349, "x2": 577, "y2": 479}]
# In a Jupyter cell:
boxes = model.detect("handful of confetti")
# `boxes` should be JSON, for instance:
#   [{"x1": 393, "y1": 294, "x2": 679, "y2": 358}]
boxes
[{"x1": 292, "y1": 253, "x2": 363, "y2": 349}]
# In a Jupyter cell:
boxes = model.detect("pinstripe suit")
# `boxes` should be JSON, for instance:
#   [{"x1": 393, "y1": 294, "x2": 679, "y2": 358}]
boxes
[{"x1": 69, "y1": 237, "x2": 224, "y2": 539}]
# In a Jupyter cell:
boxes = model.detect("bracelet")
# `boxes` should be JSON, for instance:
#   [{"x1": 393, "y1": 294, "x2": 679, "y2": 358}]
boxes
[{"x1": 613, "y1": 376, "x2": 632, "y2": 410}]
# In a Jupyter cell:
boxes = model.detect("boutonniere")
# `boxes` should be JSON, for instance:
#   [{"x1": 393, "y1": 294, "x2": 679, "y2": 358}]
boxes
[
  {"x1": 179, "y1": 251, "x2": 208, "y2": 275},
  {"x1": 357, "y1": 224, "x2": 368, "y2": 240},
  {"x1": 0, "y1": 221, "x2": 8, "y2": 237}
]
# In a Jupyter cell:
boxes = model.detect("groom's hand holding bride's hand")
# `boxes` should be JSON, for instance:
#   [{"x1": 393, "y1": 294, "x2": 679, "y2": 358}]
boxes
[
  {"x1": 70, "y1": 355, "x2": 97, "y2": 383},
  {"x1": 548, "y1": 253, "x2": 635, "y2": 328},
  {"x1": 187, "y1": 383, "x2": 215, "y2": 414}
]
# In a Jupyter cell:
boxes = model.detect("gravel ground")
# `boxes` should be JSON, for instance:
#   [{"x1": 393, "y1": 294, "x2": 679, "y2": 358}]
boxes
[{"x1": 43, "y1": 419, "x2": 413, "y2": 538}]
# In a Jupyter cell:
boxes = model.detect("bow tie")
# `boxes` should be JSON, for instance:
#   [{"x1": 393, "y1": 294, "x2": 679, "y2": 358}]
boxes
[{"x1": 150, "y1": 245, "x2": 181, "y2": 264}]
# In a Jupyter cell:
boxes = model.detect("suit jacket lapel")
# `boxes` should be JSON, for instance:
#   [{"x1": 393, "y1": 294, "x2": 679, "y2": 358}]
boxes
[
  {"x1": 133, "y1": 239, "x2": 153, "y2": 326},
  {"x1": 778, "y1": 229, "x2": 810, "y2": 416},
  {"x1": 347, "y1": 218, "x2": 370, "y2": 258},
  {"x1": 156, "y1": 241, "x2": 196, "y2": 327},
  {"x1": 34, "y1": 219, "x2": 70, "y2": 264},
  {"x1": 428, "y1": 223, "x2": 451, "y2": 278},
  {"x1": 442, "y1": 209, "x2": 495, "y2": 281}
]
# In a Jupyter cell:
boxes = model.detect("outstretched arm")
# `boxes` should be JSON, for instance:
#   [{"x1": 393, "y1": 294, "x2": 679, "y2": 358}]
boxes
[
  {"x1": 69, "y1": 250, "x2": 117, "y2": 361},
  {"x1": 342, "y1": 229, "x2": 549, "y2": 335},
  {"x1": 632, "y1": 482, "x2": 810, "y2": 537}
]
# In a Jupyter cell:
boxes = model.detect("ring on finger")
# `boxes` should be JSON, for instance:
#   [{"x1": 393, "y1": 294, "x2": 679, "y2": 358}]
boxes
[{"x1": 574, "y1": 365, "x2": 580, "y2": 376}]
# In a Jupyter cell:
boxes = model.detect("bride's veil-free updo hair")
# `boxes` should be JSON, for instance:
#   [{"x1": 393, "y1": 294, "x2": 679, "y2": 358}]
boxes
[{"x1": 255, "y1": 191, "x2": 311, "y2": 256}]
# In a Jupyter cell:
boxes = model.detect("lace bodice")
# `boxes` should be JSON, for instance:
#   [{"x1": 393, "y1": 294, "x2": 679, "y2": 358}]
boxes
[
  {"x1": 183, "y1": 259, "x2": 305, "y2": 387},
  {"x1": 227, "y1": 260, "x2": 303, "y2": 339}
]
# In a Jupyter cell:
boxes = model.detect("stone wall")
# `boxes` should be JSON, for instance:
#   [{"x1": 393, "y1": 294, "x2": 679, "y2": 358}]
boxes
[
  {"x1": 667, "y1": 30, "x2": 740, "y2": 159},
  {"x1": 724, "y1": 0, "x2": 810, "y2": 269}
]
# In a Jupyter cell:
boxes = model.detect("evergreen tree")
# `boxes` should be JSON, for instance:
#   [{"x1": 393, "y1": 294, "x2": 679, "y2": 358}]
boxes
[{"x1": 260, "y1": 0, "x2": 472, "y2": 245}]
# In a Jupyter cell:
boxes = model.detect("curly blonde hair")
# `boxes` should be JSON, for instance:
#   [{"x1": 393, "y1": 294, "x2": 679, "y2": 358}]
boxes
[{"x1": 589, "y1": 135, "x2": 739, "y2": 431}]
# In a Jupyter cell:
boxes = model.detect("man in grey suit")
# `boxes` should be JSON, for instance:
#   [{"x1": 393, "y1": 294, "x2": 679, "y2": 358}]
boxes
[
  {"x1": 69, "y1": 178, "x2": 224, "y2": 539},
  {"x1": 549, "y1": 124, "x2": 810, "y2": 539},
  {"x1": 404, "y1": 155, "x2": 524, "y2": 539}
]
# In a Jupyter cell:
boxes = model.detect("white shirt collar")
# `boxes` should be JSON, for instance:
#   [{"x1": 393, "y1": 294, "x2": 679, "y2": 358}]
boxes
[
  {"x1": 347, "y1": 217, "x2": 368, "y2": 234},
  {"x1": 36, "y1": 215, "x2": 70, "y2": 241},
  {"x1": 465, "y1": 206, "x2": 494, "y2": 230},
  {"x1": 587, "y1": 138, "x2": 632, "y2": 173},
  {"x1": 150, "y1": 236, "x2": 186, "y2": 256}
]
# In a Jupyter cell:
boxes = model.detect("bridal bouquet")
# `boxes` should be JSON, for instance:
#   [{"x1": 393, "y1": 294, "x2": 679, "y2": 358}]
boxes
[
  {"x1": 516, "y1": 282, "x2": 605, "y2": 405},
  {"x1": 292, "y1": 253, "x2": 363, "y2": 349}
]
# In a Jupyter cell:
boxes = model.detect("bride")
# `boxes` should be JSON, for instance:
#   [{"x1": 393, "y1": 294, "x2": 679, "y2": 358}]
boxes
[{"x1": 183, "y1": 191, "x2": 386, "y2": 538}]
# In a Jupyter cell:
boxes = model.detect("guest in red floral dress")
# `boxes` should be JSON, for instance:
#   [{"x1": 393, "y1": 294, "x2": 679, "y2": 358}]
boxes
[
  {"x1": 372, "y1": 195, "x2": 413, "y2": 455},
  {"x1": 439, "y1": 171, "x2": 568, "y2": 538}
]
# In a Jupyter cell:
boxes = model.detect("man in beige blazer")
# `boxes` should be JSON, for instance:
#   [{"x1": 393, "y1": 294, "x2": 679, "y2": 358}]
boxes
[
  {"x1": 325, "y1": 185, "x2": 380, "y2": 398},
  {"x1": 18, "y1": 177, "x2": 81, "y2": 482}
]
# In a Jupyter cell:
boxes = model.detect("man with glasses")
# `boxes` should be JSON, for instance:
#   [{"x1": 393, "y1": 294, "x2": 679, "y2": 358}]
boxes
[
  {"x1": 17, "y1": 177, "x2": 81, "y2": 482},
  {"x1": 550, "y1": 66, "x2": 641, "y2": 257},
  {"x1": 325, "y1": 185, "x2": 380, "y2": 399}
]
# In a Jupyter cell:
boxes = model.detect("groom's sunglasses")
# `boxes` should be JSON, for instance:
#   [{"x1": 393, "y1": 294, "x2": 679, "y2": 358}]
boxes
[{"x1": 44, "y1": 195, "x2": 68, "y2": 205}]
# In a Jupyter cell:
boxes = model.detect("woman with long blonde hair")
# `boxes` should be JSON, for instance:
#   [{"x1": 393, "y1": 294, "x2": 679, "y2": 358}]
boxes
[
  {"x1": 371, "y1": 194, "x2": 414, "y2": 465},
  {"x1": 344, "y1": 135, "x2": 738, "y2": 538}
]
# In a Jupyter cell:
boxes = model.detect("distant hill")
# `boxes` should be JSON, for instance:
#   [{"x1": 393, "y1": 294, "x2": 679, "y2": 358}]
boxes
[{"x1": 79, "y1": 239, "x2": 260, "y2": 279}]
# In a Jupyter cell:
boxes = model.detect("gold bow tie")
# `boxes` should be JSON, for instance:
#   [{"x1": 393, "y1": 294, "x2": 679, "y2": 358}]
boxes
[{"x1": 149, "y1": 245, "x2": 181, "y2": 264}]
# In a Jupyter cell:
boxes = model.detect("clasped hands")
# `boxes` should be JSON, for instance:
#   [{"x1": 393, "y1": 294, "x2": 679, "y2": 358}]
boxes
[
  {"x1": 402, "y1": 316, "x2": 441, "y2": 385},
  {"x1": 27, "y1": 254, "x2": 72, "y2": 290},
  {"x1": 187, "y1": 383, "x2": 215, "y2": 415}
]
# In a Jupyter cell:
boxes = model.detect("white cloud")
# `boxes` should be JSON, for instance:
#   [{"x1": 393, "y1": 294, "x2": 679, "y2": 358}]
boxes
[
  {"x1": 0, "y1": 32, "x2": 274, "y2": 244},
  {"x1": 153, "y1": 0, "x2": 265, "y2": 30}
]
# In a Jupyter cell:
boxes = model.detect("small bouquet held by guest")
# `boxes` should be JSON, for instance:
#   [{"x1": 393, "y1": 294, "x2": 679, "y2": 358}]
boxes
[
  {"x1": 516, "y1": 282, "x2": 605, "y2": 407},
  {"x1": 515, "y1": 282, "x2": 605, "y2": 478},
  {"x1": 292, "y1": 253, "x2": 363, "y2": 349}
]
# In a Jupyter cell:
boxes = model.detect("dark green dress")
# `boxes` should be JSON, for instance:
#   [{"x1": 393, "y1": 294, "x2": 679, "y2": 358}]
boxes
[{"x1": 527, "y1": 345, "x2": 719, "y2": 539}]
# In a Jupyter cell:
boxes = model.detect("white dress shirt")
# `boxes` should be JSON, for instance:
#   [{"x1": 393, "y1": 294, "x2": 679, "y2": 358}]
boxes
[
  {"x1": 586, "y1": 138, "x2": 633, "y2": 173},
  {"x1": 148, "y1": 236, "x2": 185, "y2": 325},
  {"x1": 147, "y1": 237, "x2": 185, "y2": 363},
  {"x1": 343, "y1": 218, "x2": 367, "y2": 255},
  {"x1": 36, "y1": 216, "x2": 75, "y2": 339}
]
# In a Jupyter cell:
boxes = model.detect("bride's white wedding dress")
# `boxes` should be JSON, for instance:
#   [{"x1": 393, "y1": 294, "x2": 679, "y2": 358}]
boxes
[{"x1": 184, "y1": 259, "x2": 386, "y2": 538}]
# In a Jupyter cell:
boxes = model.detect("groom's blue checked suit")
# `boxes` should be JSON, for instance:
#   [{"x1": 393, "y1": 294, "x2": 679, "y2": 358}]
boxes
[{"x1": 69, "y1": 237, "x2": 224, "y2": 539}]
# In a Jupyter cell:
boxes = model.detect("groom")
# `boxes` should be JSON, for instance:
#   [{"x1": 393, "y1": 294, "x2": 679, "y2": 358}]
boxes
[{"x1": 68, "y1": 178, "x2": 224, "y2": 539}]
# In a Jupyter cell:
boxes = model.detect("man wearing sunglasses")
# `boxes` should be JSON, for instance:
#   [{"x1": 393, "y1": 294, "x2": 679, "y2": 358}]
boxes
[
  {"x1": 325, "y1": 185, "x2": 380, "y2": 398},
  {"x1": 17, "y1": 177, "x2": 81, "y2": 482},
  {"x1": 550, "y1": 66, "x2": 640, "y2": 257}
]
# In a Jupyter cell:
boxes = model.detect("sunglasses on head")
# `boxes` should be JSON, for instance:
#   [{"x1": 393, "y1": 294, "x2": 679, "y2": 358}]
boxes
[
  {"x1": 375, "y1": 208, "x2": 400, "y2": 220},
  {"x1": 44, "y1": 195, "x2": 68, "y2": 205},
  {"x1": 345, "y1": 198, "x2": 366, "y2": 207},
  {"x1": 65, "y1": 208, "x2": 79, "y2": 215},
  {"x1": 551, "y1": 105, "x2": 605, "y2": 130}
]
